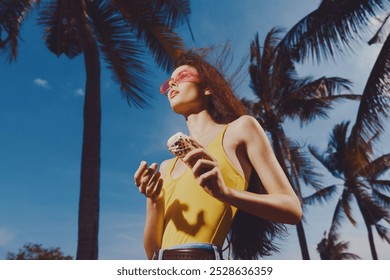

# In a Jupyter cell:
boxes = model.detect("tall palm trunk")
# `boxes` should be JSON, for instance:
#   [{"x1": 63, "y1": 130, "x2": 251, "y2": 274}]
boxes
[
  {"x1": 270, "y1": 130, "x2": 310, "y2": 259},
  {"x1": 295, "y1": 220, "x2": 310, "y2": 259},
  {"x1": 358, "y1": 201, "x2": 379, "y2": 259},
  {"x1": 76, "y1": 33, "x2": 101, "y2": 260},
  {"x1": 366, "y1": 223, "x2": 378, "y2": 259}
]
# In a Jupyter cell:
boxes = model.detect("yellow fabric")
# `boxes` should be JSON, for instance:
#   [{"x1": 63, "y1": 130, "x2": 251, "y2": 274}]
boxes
[{"x1": 161, "y1": 125, "x2": 248, "y2": 249}]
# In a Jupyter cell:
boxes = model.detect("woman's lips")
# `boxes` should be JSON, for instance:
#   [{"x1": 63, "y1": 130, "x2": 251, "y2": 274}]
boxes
[{"x1": 169, "y1": 90, "x2": 179, "y2": 99}]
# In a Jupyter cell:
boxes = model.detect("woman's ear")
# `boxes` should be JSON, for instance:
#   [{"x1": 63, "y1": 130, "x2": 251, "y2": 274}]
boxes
[{"x1": 204, "y1": 88, "x2": 212, "y2": 96}]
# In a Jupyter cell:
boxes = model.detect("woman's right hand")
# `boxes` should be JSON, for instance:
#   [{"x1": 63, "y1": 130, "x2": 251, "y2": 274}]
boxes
[{"x1": 134, "y1": 161, "x2": 164, "y2": 201}]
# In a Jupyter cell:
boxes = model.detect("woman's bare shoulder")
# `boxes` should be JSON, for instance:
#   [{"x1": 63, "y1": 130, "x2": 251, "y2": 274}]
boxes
[
  {"x1": 229, "y1": 115, "x2": 264, "y2": 138},
  {"x1": 226, "y1": 115, "x2": 271, "y2": 154},
  {"x1": 231, "y1": 115, "x2": 259, "y2": 127}
]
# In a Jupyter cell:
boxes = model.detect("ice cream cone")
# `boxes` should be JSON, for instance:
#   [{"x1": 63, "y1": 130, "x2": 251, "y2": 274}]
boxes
[{"x1": 167, "y1": 132, "x2": 201, "y2": 159}]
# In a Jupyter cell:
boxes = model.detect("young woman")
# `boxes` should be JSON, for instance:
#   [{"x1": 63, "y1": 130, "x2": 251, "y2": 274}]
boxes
[{"x1": 133, "y1": 50, "x2": 302, "y2": 260}]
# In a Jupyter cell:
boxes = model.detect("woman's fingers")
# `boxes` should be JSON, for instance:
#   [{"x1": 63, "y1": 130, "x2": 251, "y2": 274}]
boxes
[
  {"x1": 134, "y1": 161, "x2": 148, "y2": 186},
  {"x1": 197, "y1": 168, "x2": 217, "y2": 186},
  {"x1": 140, "y1": 163, "x2": 157, "y2": 186},
  {"x1": 183, "y1": 148, "x2": 213, "y2": 167},
  {"x1": 138, "y1": 163, "x2": 157, "y2": 190},
  {"x1": 145, "y1": 171, "x2": 161, "y2": 196},
  {"x1": 191, "y1": 158, "x2": 216, "y2": 178},
  {"x1": 183, "y1": 148, "x2": 217, "y2": 178},
  {"x1": 134, "y1": 162, "x2": 163, "y2": 200},
  {"x1": 149, "y1": 176, "x2": 164, "y2": 200}
]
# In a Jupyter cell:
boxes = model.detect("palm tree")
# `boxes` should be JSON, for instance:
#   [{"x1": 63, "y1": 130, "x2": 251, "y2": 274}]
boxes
[
  {"x1": 1, "y1": 0, "x2": 191, "y2": 260},
  {"x1": 307, "y1": 10, "x2": 390, "y2": 257},
  {"x1": 309, "y1": 122, "x2": 390, "y2": 259},
  {"x1": 316, "y1": 231, "x2": 360, "y2": 260},
  {"x1": 262, "y1": 0, "x2": 389, "y2": 259},
  {"x1": 276, "y1": 0, "x2": 390, "y2": 142},
  {"x1": 36, "y1": 0, "x2": 191, "y2": 260},
  {"x1": 243, "y1": 29, "x2": 361, "y2": 259}
]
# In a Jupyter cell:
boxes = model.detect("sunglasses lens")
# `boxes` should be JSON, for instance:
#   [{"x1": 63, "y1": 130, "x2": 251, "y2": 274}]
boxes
[
  {"x1": 159, "y1": 70, "x2": 199, "y2": 95},
  {"x1": 160, "y1": 80, "x2": 170, "y2": 94},
  {"x1": 175, "y1": 71, "x2": 190, "y2": 83}
]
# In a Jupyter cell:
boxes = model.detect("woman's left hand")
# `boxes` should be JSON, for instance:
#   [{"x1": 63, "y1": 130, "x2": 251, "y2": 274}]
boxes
[{"x1": 182, "y1": 148, "x2": 228, "y2": 199}]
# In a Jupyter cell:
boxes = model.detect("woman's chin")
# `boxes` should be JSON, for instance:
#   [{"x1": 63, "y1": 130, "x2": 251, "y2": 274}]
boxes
[{"x1": 170, "y1": 104, "x2": 187, "y2": 115}]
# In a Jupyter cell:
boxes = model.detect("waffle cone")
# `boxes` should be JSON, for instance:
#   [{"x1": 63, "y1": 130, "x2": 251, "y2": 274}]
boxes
[{"x1": 167, "y1": 132, "x2": 201, "y2": 159}]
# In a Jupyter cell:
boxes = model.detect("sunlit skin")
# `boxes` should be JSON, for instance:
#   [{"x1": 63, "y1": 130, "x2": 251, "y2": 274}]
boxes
[{"x1": 133, "y1": 65, "x2": 302, "y2": 259}]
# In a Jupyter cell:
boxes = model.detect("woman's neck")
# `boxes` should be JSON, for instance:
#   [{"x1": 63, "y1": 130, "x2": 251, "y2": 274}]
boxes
[{"x1": 185, "y1": 110, "x2": 224, "y2": 144}]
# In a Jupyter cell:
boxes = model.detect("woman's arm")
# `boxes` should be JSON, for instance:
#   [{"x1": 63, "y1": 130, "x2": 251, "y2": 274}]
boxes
[
  {"x1": 184, "y1": 115, "x2": 302, "y2": 224},
  {"x1": 134, "y1": 160, "x2": 169, "y2": 259},
  {"x1": 144, "y1": 196, "x2": 164, "y2": 259},
  {"x1": 225, "y1": 115, "x2": 302, "y2": 224}
]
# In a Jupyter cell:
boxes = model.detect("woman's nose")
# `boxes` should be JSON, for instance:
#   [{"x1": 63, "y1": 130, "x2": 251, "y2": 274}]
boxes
[{"x1": 168, "y1": 79, "x2": 178, "y2": 89}]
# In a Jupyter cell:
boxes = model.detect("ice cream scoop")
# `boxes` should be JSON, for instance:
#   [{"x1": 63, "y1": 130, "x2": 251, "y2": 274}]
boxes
[{"x1": 167, "y1": 132, "x2": 201, "y2": 159}]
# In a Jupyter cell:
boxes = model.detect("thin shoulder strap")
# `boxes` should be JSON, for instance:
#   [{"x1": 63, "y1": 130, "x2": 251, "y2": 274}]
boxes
[
  {"x1": 215, "y1": 124, "x2": 229, "y2": 145},
  {"x1": 165, "y1": 157, "x2": 179, "y2": 180},
  {"x1": 205, "y1": 124, "x2": 229, "y2": 152}
]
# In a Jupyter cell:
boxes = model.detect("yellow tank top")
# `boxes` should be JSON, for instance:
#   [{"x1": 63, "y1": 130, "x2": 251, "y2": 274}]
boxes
[{"x1": 161, "y1": 125, "x2": 248, "y2": 249}]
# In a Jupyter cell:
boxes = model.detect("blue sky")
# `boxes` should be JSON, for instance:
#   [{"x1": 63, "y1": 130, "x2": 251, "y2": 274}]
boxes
[{"x1": 0, "y1": 0, "x2": 389, "y2": 260}]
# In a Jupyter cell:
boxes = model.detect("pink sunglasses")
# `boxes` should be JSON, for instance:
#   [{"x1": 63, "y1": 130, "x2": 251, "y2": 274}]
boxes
[{"x1": 160, "y1": 69, "x2": 201, "y2": 95}]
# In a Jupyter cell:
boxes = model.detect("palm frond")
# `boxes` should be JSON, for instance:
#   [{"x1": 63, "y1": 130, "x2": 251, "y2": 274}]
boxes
[
  {"x1": 329, "y1": 122, "x2": 354, "y2": 171},
  {"x1": 341, "y1": 188, "x2": 357, "y2": 226},
  {"x1": 303, "y1": 185, "x2": 338, "y2": 206},
  {"x1": 308, "y1": 144, "x2": 339, "y2": 178},
  {"x1": 281, "y1": 77, "x2": 357, "y2": 125},
  {"x1": 290, "y1": 76, "x2": 354, "y2": 99},
  {"x1": 351, "y1": 32, "x2": 390, "y2": 146},
  {"x1": 372, "y1": 179, "x2": 390, "y2": 192},
  {"x1": 356, "y1": 187, "x2": 389, "y2": 224},
  {"x1": 249, "y1": 30, "x2": 280, "y2": 102},
  {"x1": 339, "y1": 252, "x2": 361, "y2": 260},
  {"x1": 332, "y1": 241, "x2": 349, "y2": 254},
  {"x1": 317, "y1": 231, "x2": 361, "y2": 259},
  {"x1": 368, "y1": 12, "x2": 390, "y2": 45},
  {"x1": 240, "y1": 97, "x2": 256, "y2": 116},
  {"x1": 361, "y1": 154, "x2": 390, "y2": 179},
  {"x1": 87, "y1": 0, "x2": 150, "y2": 108},
  {"x1": 246, "y1": 33, "x2": 264, "y2": 100},
  {"x1": 112, "y1": 0, "x2": 187, "y2": 72},
  {"x1": 308, "y1": 122, "x2": 350, "y2": 180},
  {"x1": 263, "y1": 28, "x2": 285, "y2": 82},
  {"x1": 279, "y1": 0, "x2": 389, "y2": 63},
  {"x1": 372, "y1": 188, "x2": 390, "y2": 209},
  {"x1": 374, "y1": 224, "x2": 390, "y2": 243},
  {"x1": 287, "y1": 139, "x2": 324, "y2": 190},
  {"x1": 284, "y1": 97, "x2": 333, "y2": 124},
  {"x1": 264, "y1": 29, "x2": 282, "y2": 100},
  {"x1": 150, "y1": 0, "x2": 191, "y2": 27},
  {"x1": 0, "y1": 0, "x2": 36, "y2": 62},
  {"x1": 329, "y1": 195, "x2": 348, "y2": 233},
  {"x1": 143, "y1": 25, "x2": 185, "y2": 71},
  {"x1": 38, "y1": 0, "x2": 84, "y2": 58},
  {"x1": 249, "y1": 34, "x2": 263, "y2": 99},
  {"x1": 373, "y1": 179, "x2": 390, "y2": 187}
]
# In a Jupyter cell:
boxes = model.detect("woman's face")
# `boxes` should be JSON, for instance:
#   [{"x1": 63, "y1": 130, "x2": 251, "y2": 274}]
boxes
[{"x1": 163, "y1": 65, "x2": 208, "y2": 115}]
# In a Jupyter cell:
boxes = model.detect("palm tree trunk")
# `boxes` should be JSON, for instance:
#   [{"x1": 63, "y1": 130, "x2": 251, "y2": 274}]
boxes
[
  {"x1": 295, "y1": 219, "x2": 310, "y2": 260},
  {"x1": 365, "y1": 223, "x2": 378, "y2": 260},
  {"x1": 271, "y1": 131, "x2": 310, "y2": 260},
  {"x1": 356, "y1": 199, "x2": 378, "y2": 260},
  {"x1": 76, "y1": 33, "x2": 101, "y2": 260}
]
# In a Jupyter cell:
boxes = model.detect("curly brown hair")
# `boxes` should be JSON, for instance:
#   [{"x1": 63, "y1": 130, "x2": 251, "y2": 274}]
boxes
[
  {"x1": 174, "y1": 49, "x2": 286, "y2": 259},
  {"x1": 174, "y1": 49, "x2": 247, "y2": 123}
]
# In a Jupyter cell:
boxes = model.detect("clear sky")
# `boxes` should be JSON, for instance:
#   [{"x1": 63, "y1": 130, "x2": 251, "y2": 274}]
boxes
[{"x1": 0, "y1": 0, "x2": 389, "y2": 260}]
